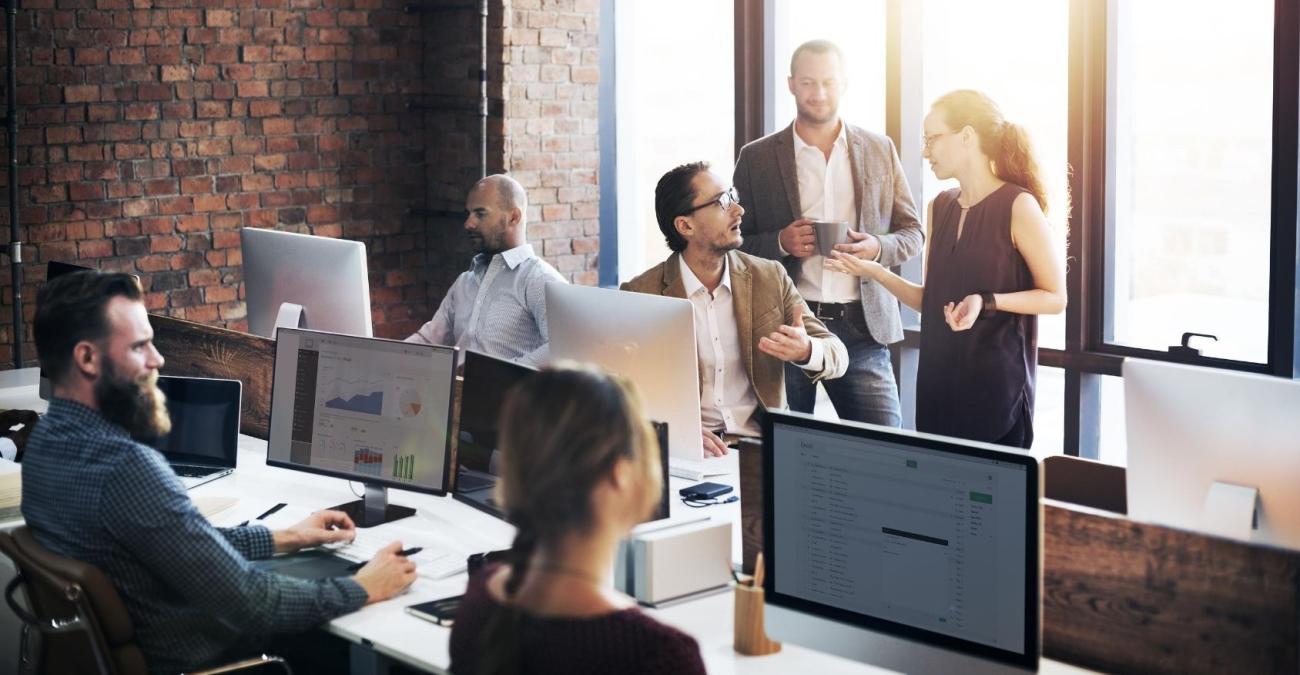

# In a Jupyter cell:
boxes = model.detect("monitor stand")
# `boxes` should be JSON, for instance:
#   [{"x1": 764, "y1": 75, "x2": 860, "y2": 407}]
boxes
[
  {"x1": 329, "y1": 483, "x2": 416, "y2": 528},
  {"x1": 273, "y1": 302, "x2": 307, "y2": 338},
  {"x1": 1202, "y1": 481, "x2": 1259, "y2": 541}
]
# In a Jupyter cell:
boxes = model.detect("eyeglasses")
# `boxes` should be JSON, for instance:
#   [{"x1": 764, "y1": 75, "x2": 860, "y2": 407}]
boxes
[
  {"x1": 679, "y1": 186, "x2": 740, "y2": 217},
  {"x1": 921, "y1": 130, "x2": 958, "y2": 151}
]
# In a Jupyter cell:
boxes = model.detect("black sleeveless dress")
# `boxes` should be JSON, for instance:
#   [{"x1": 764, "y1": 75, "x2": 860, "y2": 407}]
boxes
[{"x1": 916, "y1": 183, "x2": 1037, "y2": 447}]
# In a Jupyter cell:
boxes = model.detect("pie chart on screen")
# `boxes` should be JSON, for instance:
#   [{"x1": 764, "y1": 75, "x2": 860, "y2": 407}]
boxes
[{"x1": 399, "y1": 387, "x2": 423, "y2": 418}]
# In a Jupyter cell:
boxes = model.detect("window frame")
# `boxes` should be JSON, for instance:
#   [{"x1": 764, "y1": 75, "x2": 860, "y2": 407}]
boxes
[{"x1": 727, "y1": 0, "x2": 1300, "y2": 457}]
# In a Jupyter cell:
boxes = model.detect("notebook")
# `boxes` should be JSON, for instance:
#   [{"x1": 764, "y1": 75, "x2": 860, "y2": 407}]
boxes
[{"x1": 150, "y1": 376, "x2": 241, "y2": 489}]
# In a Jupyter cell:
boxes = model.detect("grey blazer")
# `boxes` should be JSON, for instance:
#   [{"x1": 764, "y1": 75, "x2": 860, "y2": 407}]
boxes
[{"x1": 733, "y1": 122, "x2": 923, "y2": 345}]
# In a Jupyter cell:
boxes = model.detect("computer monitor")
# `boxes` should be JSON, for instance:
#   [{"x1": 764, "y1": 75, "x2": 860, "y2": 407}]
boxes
[
  {"x1": 453, "y1": 349, "x2": 671, "y2": 522},
  {"x1": 762, "y1": 411, "x2": 1039, "y2": 674},
  {"x1": 452, "y1": 350, "x2": 537, "y2": 518},
  {"x1": 267, "y1": 328, "x2": 456, "y2": 526},
  {"x1": 241, "y1": 227, "x2": 373, "y2": 339},
  {"x1": 546, "y1": 284, "x2": 705, "y2": 472},
  {"x1": 1123, "y1": 358, "x2": 1300, "y2": 550}
]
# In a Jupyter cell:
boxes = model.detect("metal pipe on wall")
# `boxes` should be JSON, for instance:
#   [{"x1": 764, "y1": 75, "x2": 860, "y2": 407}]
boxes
[{"x1": 6, "y1": 0, "x2": 21, "y2": 369}]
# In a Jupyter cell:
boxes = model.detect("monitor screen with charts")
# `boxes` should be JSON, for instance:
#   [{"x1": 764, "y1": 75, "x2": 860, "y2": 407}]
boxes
[
  {"x1": 267, "y1": 328, "x2": 456, "y2": 524},
  {"x1": 763, "y1": 411, "x2": 1039, "y2": 673}
]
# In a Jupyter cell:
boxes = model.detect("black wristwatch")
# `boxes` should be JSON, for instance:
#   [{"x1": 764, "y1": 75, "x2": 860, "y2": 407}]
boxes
[{"x1": 979, "y1": 292, "x2": 997, "y2": 318}]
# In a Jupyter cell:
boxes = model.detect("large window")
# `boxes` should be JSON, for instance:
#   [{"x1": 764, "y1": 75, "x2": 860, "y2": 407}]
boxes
[
  {"x1": 612, "y1": 0, "x2": 734, "y2": 282},
  {"x1": 1106, "y1": 2, "x2": 1274, "y2": 363}
]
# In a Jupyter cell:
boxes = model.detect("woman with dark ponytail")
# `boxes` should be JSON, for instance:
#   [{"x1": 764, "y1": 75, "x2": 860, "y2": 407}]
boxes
[
  {"x1": 448, "y1": 364, "x2": 707, "y2": 675},
  {"x1": 826, "y1": 89, "x2": 1066, "y2": 448}
]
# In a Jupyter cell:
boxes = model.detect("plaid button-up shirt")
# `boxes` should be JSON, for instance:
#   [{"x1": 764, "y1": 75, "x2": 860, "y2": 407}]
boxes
[{"x1": 21, "y1": 398, "x2": 367, "y2": 674}]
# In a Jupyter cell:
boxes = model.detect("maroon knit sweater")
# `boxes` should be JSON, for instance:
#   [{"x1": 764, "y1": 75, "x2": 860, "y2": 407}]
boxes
[{"x1": 449, "y1": 565, "x2": 708, "y2": 675}]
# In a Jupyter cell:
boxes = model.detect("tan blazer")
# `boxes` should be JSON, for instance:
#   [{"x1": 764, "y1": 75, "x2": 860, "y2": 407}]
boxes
[{"x1": 620, "y1": 250, "x2": 848, "y2": 411}]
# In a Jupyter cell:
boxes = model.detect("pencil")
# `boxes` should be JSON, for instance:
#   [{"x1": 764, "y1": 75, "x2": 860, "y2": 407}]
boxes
[{"x1": 753, "y1": 551, "x2": 765, "y2": 588}]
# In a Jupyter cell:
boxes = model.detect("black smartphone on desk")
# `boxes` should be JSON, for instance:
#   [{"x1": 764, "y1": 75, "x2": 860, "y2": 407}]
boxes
[{"x1": 406, "y1": 595, "x2": 463, "y2": 627}]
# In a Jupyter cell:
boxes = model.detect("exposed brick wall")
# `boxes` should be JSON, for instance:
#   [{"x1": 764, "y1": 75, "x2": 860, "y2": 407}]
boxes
[
  {"x1": 0, "y1": 0, "x2": 600, "y2": 367},
  {"x1": 499, "y1": 0, "x2": 600, "y2": 286}
]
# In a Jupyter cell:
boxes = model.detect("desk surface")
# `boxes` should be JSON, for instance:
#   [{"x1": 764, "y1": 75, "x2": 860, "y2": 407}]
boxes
[{"x1": 1, "y1": 371, "x2": 1091, "y2": 674}]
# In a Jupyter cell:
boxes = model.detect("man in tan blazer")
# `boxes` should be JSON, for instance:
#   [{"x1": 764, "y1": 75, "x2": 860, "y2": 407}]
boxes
[
  {"x1": 622, "y1": 162, "x2": 848, "y2": 457},
  {"x1": 733, "y1": 39, "x2": 923, "y2": 428}
]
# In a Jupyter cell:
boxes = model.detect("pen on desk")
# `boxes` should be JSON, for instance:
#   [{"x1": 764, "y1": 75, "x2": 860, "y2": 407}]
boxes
[
  {"x1": 344, "y1": 546, "x2": 423, "y2": 572},
  {"x1": 237, "y1": 502, "x2": 288, "y2": 527}
]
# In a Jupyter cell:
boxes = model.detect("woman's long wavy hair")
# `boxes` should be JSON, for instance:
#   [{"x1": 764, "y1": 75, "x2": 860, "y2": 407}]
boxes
[
  {"x1": 474, "y1": 363, "x2": 662, "y2": 675},
  {"x1": 931, "y1": 89, "x2": 1069, "y2": 222}
]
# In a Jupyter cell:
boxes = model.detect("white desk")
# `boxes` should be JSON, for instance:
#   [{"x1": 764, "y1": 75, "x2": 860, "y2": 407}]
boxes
[{"x1": 0, "y1": 372, "x2": 1092, "y2": 674}]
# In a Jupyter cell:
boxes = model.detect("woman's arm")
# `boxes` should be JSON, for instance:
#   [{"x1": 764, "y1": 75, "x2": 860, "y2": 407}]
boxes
[
  {"x1": 824, "y1": 200, "x2": 932, "y2": 313},
  {"x1": 944, "y1": 192, "x2": 1066, "y2": 330},
  {"x1": 999, "y1": 192, "x2": 1066, "y2": 315}
]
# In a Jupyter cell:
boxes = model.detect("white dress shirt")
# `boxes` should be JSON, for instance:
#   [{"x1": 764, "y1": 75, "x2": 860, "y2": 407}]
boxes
[
  {"x1": 792, "y1": 121, "x2": 861, "y2": 304},
  {"x1": 679, "y1": 256, "x2": 825, "y2": 437},
  {"x1": 406, "y1": 243, "x2": 565, "y2": 366},
  {"x1": 680, "y1": 256, "x2": 761, "y2": 437}
]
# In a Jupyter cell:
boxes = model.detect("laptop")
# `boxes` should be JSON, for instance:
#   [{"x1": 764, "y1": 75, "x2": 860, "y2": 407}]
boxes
[{"x1": 150, "y1": 376, "x2": 241, "y2": 489}]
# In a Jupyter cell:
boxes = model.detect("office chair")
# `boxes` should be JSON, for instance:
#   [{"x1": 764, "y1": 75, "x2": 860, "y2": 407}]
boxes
[{"x1": 0, "y1": 527, "x2": 289, "y2": 675}]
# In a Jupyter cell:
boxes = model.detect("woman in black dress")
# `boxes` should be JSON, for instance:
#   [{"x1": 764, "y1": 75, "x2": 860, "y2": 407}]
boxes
[{"x1": 825, "y1": 90, "x2": 1065, "y2": 448}]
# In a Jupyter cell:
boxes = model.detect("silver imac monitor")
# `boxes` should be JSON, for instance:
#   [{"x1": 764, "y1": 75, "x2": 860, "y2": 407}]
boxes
[
  {"x1": 1124, "y1": 358, "x2": 1300, "y2": 550},
  {"x1": 241, "y1": 227, "x2": 373, "y2": 339},
  {"x1": 546, "y1": 284, "x2": 725, "y2": 477},
  {"x1": 762, "y1": 410, "x2": 1040, "y2": 674},
  {"x1": 267, "y1": 328, "x2": 456, "y2": 526}
]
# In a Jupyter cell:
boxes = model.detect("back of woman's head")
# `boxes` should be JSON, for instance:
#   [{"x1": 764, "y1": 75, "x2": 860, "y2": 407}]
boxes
[
  {"x1": 495, "y1": 363, "x2": 661, "y2": 566},
  {"x1": 931, "y1": 89, "x2": 1060, "y2": 219}
]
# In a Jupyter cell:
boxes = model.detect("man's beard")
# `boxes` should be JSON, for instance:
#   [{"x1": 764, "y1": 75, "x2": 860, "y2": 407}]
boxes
[{"x1": 95, "y1": 361, "x2": 171, "y2": 440}]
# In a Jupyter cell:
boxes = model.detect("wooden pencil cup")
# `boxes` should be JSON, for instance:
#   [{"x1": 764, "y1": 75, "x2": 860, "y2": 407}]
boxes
[{"x1": 733, "y1": 581, "x2": 782, "y2": 656}]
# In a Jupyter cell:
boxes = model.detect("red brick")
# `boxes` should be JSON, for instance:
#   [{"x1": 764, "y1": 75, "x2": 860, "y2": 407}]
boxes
[
  {"x1": 78, "y1": 238, "x2": 114, "y2": 258},
  {"x1": 68, "y1": 182, "x2": 105, "y2": 201},
  {"x1": 151, "y1": 235, "x2": 183, "y2": 253},
  {"x1": 194, "y1": 194, "x2": 226, "y2": 211},
  {"x1": 213, "y1": 230, "x2": 242, "y2": 249},
  {"x1": 243, "y1": 45, "x2": 272, "y2": 62},
  {"x1": 46, "y1": 126, "x2": 82, "y2": 144},
  {"x1": 207, "y1": 10, "x2": 236, "y2": 27},
  {"x1": 237, "y1": 81, "x2": 269, "y2": 98},
  {"x1": 64, "y1": 85, "x2": 100, "y2": 103}
]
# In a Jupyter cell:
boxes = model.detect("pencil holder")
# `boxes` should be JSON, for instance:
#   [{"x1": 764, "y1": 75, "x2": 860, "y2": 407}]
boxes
[{"x1": 733, "y1": 581, "x2": 781, "y2": 656}]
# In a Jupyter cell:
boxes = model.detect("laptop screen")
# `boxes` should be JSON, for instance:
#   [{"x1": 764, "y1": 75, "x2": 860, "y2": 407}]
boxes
[{"x1": 150, "y1": 376, "x2": 241, "y2": 468}]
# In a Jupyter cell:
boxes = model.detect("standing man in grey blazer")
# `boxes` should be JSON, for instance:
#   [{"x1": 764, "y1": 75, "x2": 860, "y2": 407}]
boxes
[{"x1": 733, "y1": 39, "x2": 922, "y2": 427}]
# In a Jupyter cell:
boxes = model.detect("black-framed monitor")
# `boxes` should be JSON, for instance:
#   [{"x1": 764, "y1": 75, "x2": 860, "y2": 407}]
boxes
[
  {"x1": 453, "y1": 350, "x2": 670, "y2": 523},
  {"x1": 267, "y1": 328, "x2": 456, "y2": 526},
  {"x1": 762, "y1": 411, "x2": 1040, "y2": 673}
]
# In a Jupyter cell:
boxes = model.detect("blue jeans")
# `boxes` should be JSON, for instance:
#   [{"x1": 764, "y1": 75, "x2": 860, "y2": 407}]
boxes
[{"x1": 785, "y1": 307, "x2": 902, "y2": 427}]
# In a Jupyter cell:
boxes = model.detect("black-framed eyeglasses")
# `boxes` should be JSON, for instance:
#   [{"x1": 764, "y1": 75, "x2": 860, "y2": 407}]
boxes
[{"x1": 679, "y1": 186, "x2": 740, "y2": 217}]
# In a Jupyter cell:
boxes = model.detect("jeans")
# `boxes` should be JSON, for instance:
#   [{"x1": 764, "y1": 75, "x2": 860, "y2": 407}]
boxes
[{"x1": 785, "y1": 305, "x2": 902, "y2": 427}]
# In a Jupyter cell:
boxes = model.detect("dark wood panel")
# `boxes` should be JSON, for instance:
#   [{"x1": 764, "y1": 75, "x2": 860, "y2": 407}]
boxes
[
  {"x1": 149, "y1": 314, "x2": 276, "y2": 439},
  {"x1": 1042, "y1": 455, "x2": 1126, "y2": 514},
  {"x1": 1043, "y1": 500, "x2": 1300, "y2": 674},
  {"x1": 737, "y1": 437, "x2": 763, "y2": 576}
]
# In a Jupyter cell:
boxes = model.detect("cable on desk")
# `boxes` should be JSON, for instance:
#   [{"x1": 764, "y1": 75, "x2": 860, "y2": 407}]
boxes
[{"x1": 680, "y1": 495, "x2": 738, "y2": 508}]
